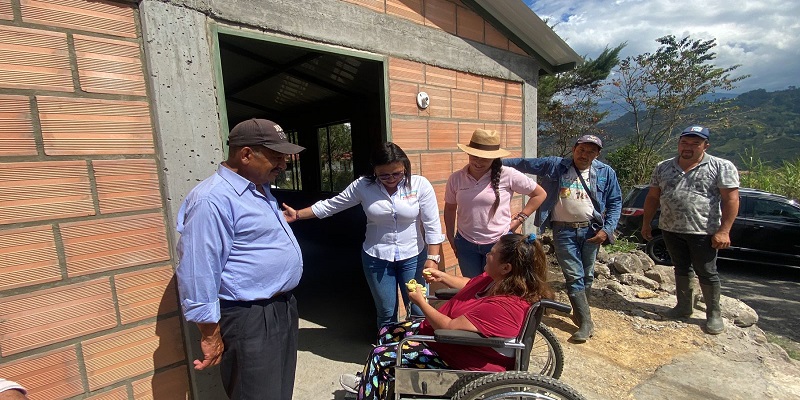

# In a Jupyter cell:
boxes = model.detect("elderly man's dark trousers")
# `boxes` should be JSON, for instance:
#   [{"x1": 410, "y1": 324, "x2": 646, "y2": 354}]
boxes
[{"x1": 219, "y1": 293, "x2": 299, "y2": 400}]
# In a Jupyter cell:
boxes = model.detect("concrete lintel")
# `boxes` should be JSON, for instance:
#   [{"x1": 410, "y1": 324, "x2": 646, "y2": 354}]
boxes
[{"x1": 161, "y1": 0, "x2": 539, "y2": 83}]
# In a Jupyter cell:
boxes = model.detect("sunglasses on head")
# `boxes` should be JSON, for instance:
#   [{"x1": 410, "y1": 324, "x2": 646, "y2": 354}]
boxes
[{"x1": 377, "y1": 172, "x2": 404, "y2": 181}]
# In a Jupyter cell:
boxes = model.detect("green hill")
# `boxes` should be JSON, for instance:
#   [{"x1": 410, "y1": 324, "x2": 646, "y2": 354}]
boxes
[{"x1": 598, "y1": 87, "x2": 800, "y2": 168}]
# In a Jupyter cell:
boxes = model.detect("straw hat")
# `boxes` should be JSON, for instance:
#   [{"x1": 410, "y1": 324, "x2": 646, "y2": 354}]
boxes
[{"x1": 457, "y1": 129, "x2": 510, "y2": 158}]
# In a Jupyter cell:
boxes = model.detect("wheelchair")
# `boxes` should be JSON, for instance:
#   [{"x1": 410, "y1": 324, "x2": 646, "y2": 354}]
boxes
[{"x1": 390, "y1": 291, "x2": 585, "y2": 400}]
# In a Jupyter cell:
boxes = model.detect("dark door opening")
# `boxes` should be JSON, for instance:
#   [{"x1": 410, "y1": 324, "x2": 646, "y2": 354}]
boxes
[{"x1": 216, "y1": 31, "x2": 385, "y2": 340}]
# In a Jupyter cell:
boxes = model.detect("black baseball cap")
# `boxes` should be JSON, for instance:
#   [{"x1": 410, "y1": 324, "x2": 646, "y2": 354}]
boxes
[
  {"x1": 575, "y1": 134, "x2": 603, "y2": 149},
  {"x1": 227, "y1": 118, "x2": 305, "y2": 154}
]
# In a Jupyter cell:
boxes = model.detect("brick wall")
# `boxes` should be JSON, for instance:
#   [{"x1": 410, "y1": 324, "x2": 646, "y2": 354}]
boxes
[
  {"x1": 0, "y1": 1, "x2": 188, "y2": 399},
  {"x1": 341, "y1": 0, "x2": 531, "y2": 276},
  {"x1": 387, "y1": 57, "x2": 526, "y2": 276}
]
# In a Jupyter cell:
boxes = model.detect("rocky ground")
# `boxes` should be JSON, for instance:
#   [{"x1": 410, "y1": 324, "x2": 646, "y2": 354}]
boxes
[{"x1": 544, "y1": 244, "x2": 800, "y2": 399}]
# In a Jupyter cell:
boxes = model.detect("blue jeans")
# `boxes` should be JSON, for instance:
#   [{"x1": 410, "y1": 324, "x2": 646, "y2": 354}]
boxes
[
  {"x1": 361, "y1": 250, "x2": 427, "y2": 328},
  {"x1": 453, "y1": 232, "x2": 494, "y2": 278},
  {"x1": 552, "y1": 225, "x2": 600, "y2": 294},
  {"x1": 662, "y1": 230, "x2": 720, "y2": 285}
]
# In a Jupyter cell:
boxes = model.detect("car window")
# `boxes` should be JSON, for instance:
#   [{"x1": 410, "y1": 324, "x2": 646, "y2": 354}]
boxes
[{"x1": 752, "y1": 198, "x2": 800, "y2": 222}]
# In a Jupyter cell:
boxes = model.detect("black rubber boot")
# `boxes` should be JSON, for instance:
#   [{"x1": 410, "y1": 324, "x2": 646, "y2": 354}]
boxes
[
  {"x1": 568, "y1": 291, "x2": 594, "y2": 343},
  {"x1": 568, "y1": 295, "x2": 581, "y2": 327},
  {"x1": 700, "y1": 283, "x2": 725, "y2": 335},
  {"x1": 665, "y1": 274, "x2": 694, "y2": 318}
]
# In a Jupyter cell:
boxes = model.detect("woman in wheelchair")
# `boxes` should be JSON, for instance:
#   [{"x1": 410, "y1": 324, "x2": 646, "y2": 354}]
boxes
[{"x1": 340, "y1": 233, "x2": 553, "y2": 399}]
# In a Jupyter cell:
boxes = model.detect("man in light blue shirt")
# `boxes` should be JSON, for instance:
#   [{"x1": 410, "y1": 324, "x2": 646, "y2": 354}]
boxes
[{"x1": 176, "y1": 118, "x2": 305, "y2": 400}]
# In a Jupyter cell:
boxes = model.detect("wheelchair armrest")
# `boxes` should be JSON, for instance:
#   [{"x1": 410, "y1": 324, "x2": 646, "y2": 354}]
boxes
[
  {"x1": 433, "y1": 329, "x2": 512, "y2": 348},
  {"x1": 433, "y1": 288, "x2": 459, "y2": 300},
  {"x1": 539, "y1": 299, "x2": 571, "y2": 314}
]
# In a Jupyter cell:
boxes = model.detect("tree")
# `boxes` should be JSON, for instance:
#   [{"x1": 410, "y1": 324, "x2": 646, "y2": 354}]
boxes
[
  {"x1": 608, "y1": 35, "x2": 748, "y2": 187},
  {"x1": 538, "y1": 44, "x2": 625, "y2": 156}
]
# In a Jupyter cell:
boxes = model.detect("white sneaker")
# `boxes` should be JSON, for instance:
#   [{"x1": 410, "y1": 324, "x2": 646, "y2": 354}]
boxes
[{"x1": 339, "y1": 373, "x2": 361, "y2": 394}]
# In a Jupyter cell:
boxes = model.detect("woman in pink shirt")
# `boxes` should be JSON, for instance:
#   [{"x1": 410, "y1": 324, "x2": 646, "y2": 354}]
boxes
[{"x1": 445, "y1": 129, "x2": 547, "y2": 277}]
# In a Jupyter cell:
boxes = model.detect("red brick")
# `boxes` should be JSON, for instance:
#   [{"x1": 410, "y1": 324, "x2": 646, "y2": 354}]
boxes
[
  {"x1": 74, "y1": 34, "x2": 146, "y2": 96},
  {"x1": 0, "y1": 347, "x2": 83, "y2": 399},
  {"x1": 131, "y1": 365, "x2": 190, "y2": 400},
  {"x1": 94, "y1": 159, "x2": 162, "y2": 214},
  {"x1": 458, "y1": 122, "x2": 484, "y2": 144},
  {"x1": 453, "y1": 151, "x2": 469, "y2": 169},
  {"x1": 0, "y1": 25, "x2": 72, "y2": 92},
  {"x1": 0, "y1": 161, "x2": 94, "y2": 226},
  {"x1": 502, "y1": 96, "x2": 523, "y2": 122},
  {"x1": 83, "y1": 317, "x2": 185, "y2": 390},
  {"x1": 483, "y1": 76, "x2": 507, "y2": 95},
  {"x1": 424, "y1": 0, "x2": 456, "y2": 34},
  {"x1": 341, "y1": 0, "x2": 385, "y2": 13},
  {"x1": 425, "y1": 65, "x2": 457, "y2": 88},
  {"x1": 37, "y1": 96, "x2": 155, "y2": 155},
  {"x1": 0, "y1": 225, "x2": 60, "y2": 291},
  {"x1": 505, "y1": 123, "x2": 523, "y2": 149},
  {"x1": 389, "y1": 80, "x2": 419, "y2": 116},
  {"x1": 61, "y1": 213, "x2": 170, "y2": 277},
  {"x1": 0, "y1": 94, "x2": 36, "y2": 156},
  {"x1": 506, "y1": 81, "x2": 523, "y2": 97},
  {"x1": 420, "y1": 152, "x2": 453, "y2": 183},
  {"x1": 478, "y1": 93, "x2": 502, "y2": 121},
  {"x1": 419, "y1": 85, "x2": 451, "y2": 118},
  {"x1": 21, "y1": 0, "x2": 137, "y2": 38},
  {"x1": 432, "y1": 182, "x2": 447, "y2": 213},
  {"x1": 115, "y1": 265, "x2": 178, "y2": 324},
  {"x1": 0, "y1": 278, "x2": 116, "y2": 356},
  {"x1": 509, "y1": 40, "x2": 527, "y2": 56},
  {"x1": 407, "y1": 153, "x2": 422, "y2": 175},
  {"x1": 484, "y1": 21, "x2": 509, "y2": 50},
  {"x1": 456, "y1": 71, "x2": 482, "y2": 92},
  {"x1": 389, "y1": 58, "x2": 424, "y2": 83},
  {"x1": 391, "y1": 118, "x2": 427, "y2": 151},
  {"x1": 0, "y1": 0, "x2": 11, "y2": 20},
  {"x1": 456, "y1": 6, "x2": 483, "y2": 42},
  {"x1": 428, "y1": 120, "x2": 458, "y2": 150},
  {"x1": 387, "y1": 0, "x2": 423, "y2": 24},
  {"x1": 451, "y1": 89, "x2": 478, "y2": 119}
]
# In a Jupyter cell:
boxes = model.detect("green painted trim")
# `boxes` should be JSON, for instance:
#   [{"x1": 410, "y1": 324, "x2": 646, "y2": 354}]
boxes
[
  {"x1": 381, "y1": 58, "x2": 390, "y2": 143},
  {"x1": 209, "y1": 22, "x2": 230, "y2": 155},
  {"x1": 215, "y1": 24, "x2": 385, "y2": 62}
]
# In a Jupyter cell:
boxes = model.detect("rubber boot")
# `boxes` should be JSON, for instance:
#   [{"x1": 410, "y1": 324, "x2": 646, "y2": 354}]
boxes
[
  {"x1": 567, "y1": 295, "x2": 581, "y2": 327},
  {"x1": 665, "y1": 274, "x2": 694, "y2": 318},
  {"x1": 700, "y1": 283, "x2": 725, "y2": 335},
  {"x1": 568, "y1": 291, "x2": 594, "y2": 342}
]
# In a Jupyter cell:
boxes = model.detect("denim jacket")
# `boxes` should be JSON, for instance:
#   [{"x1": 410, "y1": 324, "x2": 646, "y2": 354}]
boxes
[{"x1": 503, "y1": 157, "x2": 623, "y2": 236}]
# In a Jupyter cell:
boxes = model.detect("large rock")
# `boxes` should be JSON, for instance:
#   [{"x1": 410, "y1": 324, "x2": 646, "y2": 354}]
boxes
[
  {"x1": 644, "y1": 265, "x2": 676, "y2": 285},
  {"x1": 610, "y1": 253, "x2": 644, "y2": 274},
  {"x1": 695, "y1": 295, "x2": 759, "y2": 327},
  {"x1": 594, "y1": 262, "x2": 612, "y2": 279},
  {"x1": 632, "y1": 250, "x2": 656, "y2": 269},
  {"x1": 618, "y1": 273, "x2": 660, "y2": 290},
  {"x1": 596, "y1": 246, "x2": 612, "y2": 263}
]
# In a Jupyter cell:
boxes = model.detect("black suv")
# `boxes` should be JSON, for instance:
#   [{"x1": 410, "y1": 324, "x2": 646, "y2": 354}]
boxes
[{"x1": 616, "y1": 186, "x2": 800, "y2": 268}]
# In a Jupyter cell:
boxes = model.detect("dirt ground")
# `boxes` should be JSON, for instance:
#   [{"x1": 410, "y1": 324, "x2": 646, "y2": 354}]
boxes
[{"x1": 541, "y1": 260, "x2": 800, "y2": 400}]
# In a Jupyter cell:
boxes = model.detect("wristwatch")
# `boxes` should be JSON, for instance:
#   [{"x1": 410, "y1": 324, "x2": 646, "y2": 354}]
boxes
[{"x1": 426, "y1": 254, "x2": 441, "y2": 263}]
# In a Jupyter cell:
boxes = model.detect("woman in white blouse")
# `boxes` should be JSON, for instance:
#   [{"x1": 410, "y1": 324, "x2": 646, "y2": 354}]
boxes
[{"x1": 287, "y1": 143, "x2": 444, "y2": 328}]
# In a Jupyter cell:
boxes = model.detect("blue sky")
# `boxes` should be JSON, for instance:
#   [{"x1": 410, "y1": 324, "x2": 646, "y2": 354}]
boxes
[{"x1": 526, "y1": 0, "x2": 800, "y2": 93}]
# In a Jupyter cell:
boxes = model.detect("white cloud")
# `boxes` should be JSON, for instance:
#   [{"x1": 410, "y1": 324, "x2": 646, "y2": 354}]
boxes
[{"x1": 527, "y1": 0, "x2": 800, "y2": 92}]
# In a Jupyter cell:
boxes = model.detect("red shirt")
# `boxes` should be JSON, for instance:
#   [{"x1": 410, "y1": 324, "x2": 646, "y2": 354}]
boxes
[{"x1": 419, "y1": 274, "x2": 530, "y2": 371}]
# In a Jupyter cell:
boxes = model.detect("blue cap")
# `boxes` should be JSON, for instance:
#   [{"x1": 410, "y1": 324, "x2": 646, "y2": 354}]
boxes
[{"x1": 680, "y1": 125, "x2": 710, "y2": 139}]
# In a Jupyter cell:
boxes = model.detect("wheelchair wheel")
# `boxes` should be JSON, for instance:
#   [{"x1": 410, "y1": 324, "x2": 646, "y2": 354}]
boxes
[
  {"x1": 530, "y1": 324, "x2": 564, "y2": 379},
  {"x1": 449, "y1": 371, "x2": 586, "y2": 400}
]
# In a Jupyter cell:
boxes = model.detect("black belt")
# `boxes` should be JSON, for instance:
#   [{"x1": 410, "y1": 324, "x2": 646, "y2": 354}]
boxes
[
  {"x1": 552, "y1": 221, "x2": 590, "y2": 228},
  {"x1": 220, "y1": 292, "x2": 289, "y2": 308}
]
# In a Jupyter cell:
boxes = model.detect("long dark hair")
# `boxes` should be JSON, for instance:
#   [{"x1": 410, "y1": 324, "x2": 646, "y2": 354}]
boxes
[
  {"x1": 489, "y1": 234, "x2": 553, "y2": 303},
  {"x1": 488, "y1": 158, "x2": 503, "y2": 218},
  {"x1": 365, "y1": 142, "x2": 412, "y2": 189}
]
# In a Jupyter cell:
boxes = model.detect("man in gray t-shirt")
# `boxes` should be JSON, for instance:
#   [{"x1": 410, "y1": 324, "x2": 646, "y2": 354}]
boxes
[{"x1": 642, "y1": 125, "x2": 739, "y2": 335}]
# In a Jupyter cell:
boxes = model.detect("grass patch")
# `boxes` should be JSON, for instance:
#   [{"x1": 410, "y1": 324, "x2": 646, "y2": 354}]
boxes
[
  {"x1": 765, "y1": 332, "x2": 800, "y2": 360},
  {"x1": 604, "y1": 236, "x2": 640, "y2": 253}
]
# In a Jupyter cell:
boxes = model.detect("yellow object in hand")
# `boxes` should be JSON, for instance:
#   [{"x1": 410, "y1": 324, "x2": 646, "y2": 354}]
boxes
[
  {"x1": 406, "y1": 279, "x2": 426, "y2": 294},
  {"x1": 423, "y1": 270, "x2": 432, "y2": 276}
]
